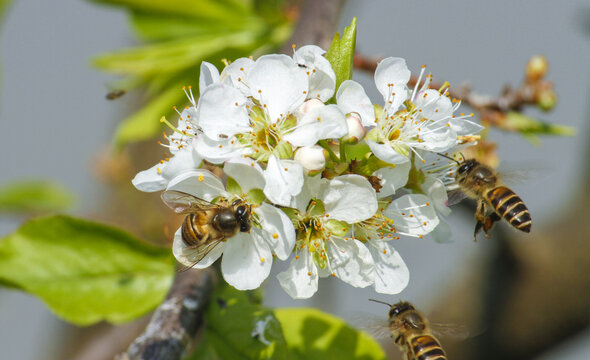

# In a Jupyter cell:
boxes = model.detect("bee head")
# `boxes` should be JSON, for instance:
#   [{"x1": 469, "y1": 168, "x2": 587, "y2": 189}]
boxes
[
  {"x1": 235, "y1": 204, "x2": 251, "y2": 232},
  {"x1": 389, "y1": 301, "x2": 415, "y2": 318},
  {"x1": 457, "y1": 159, "x2": 478, "y2": 175}
]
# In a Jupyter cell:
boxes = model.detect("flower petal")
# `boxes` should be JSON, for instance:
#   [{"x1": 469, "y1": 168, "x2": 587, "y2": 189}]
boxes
[
  {"x1": 263, "y1": 156, "x2": 304, "y2": 206},
  {"x1": 326, "y1": 238, "x2": 373, "y2": 288},
  {"x1": 322, "y1": 175, "x2": 377, "y2": 223},
  {"x1": 249, "y1": 54, "x2": 308, "y2": 123},
  {"x1": 293, "y1": 45, "x2": 336, "y2": 101},
  {"x1": 383, "y1": 194, "x2": 439, "y2": 236},
  {"x1": 336, "y1": 80, "x2": 376, "y2": 127},
  {"x1": 284, "y1": 104, "x2": 347, "y2": 147},
  {"x1": 414, "y1": 89, "x2": 453, "y2": 122},
  {"x1": 431, "y1": 217, "x2": 453, "y2": 243},
  {"x1": 277, "y1": 251, "x2": 318, "y2": 299},
  {"x1": 132, "y1": 147, "x2": 202, "y2": 192},
  {"x1": 221, "y1": 232, "x2": 272, "y2": 290},
  {"x1": 368, "y1": 241, "x2": 409, "y2": 294},
  {"x1": 166, "y1": 170, "x2": 227, "y2": 201},
  {"x1": 224, "y1": 157, "x2": 265, "y2": 193},
  {"x1": 372, "y1": 161, "x2": 411, "y2": 198},
  {"x1": 220, "y1": 57, "x2": 254, "y2": 96},
  {"x1": 367, "y1": 140, "x2": 410, "y2": 165},
  {"x1": 193, "y1": 134, "x2": 246, "y2": 164},
  {"x1": 254, "y1": 203, "x2": 296, "y2": 260},
  {"x1": 172, "y1": 227, "x2": 226, "y2": 269},
  {"x1": 196, "y1": 83, "x2": 250, "y2": 139},
  {"x1": 423, "y1": 178, "x2": 451, "y2": 216},
  {"x1": 374, "y1": 57, "x2": 411, "y2": 100},
  {"x1": 449, "y1": 118, "x2": 484, "y2": 136},
  {"x1": 199, "y1": 61, "x2": 220, "y2": 94}
]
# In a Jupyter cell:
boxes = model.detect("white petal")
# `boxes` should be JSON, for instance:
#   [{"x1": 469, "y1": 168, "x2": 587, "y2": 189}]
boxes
[
  {"x1": 277, "y1": 251, "x2": 318, "y2": 299},
  {"x1": 193, "y1": 134, "x2": 245, "y2": 164},
  {"x1": 254, "y1": 203, "x2": 296, "y2": 260},
  {"x1": 414, "y1": 127, "x2": 456, "y2": 153},
  {"x1": 294, "y1": 145, "x2": 326, "y2": 172},
  {"x1": 166, "y1": 170, "x2": 227, "y2": 201},
  {"x1": 367, "y1": 140, "x2": 410, "y2": 165},
  {"x1": 294, "y1": 45, "x2": 336, "y2": 101},
  {"x1": 449, "y1": 118, "x2": 484, "y2": 136},
  {"x1": 414, "y1": 89, "x2": 453, "y2": 122},
  {"x1": 249, "y1": 54, "x2": 308, "y2": 122},
  {"x1": 132, "y1": 147, "x2": 202, "y2": 192},
  {"x1": 423, "y1": 178, "x2": 452, "y2": 216},
  {"x1": 196, "y1": 83, "x2": 250, "y2": 139},
  {"x1": 336, "y1": 80, "x2": 376, "y2": 127},
  {"x1": 289, "y1": 174, "x2": 326, "y2": 213},
  {"x1": 326, "y1": 238, "x2": 373, "y2": 288},
  {"x1": 220, "y1": 57, "x2": 254, "y2": 96},
  {"x1": 221, "y1": 232, "x2": 272, "y2": 290},
  {"x1": 372, "y1": 161, "x2": 411, "y2": 198},
  {"x1": 374, "y1": 57, "x2": 411, "y2": 100},
  {"x1": 322, "y1": 175, "x2": 377, "y2": 223},
  {"x1": 263, "y1": 156, "x2": 304, "y2": 206},
  {"x1": 431, "y1": 217, "x2": 453, "y2": 243},
  {"x1": 383, "y1": 194, "x2": 439, "y2": 236},
  {"x1": 172, "y1": 227, "x2": 226, "y2": 269},
  {"x1": 284, "y1": 104, "x2": 347, "y2": 147},
  {"x1": 368, "y1": 241, "x2": 409, "y2": 294},
  {"x1": 224, "y1": 157, "x2": 265, "y2": 193},
  {"x1": 199, "y1": 61, "x2": 220, "y2": 94}
]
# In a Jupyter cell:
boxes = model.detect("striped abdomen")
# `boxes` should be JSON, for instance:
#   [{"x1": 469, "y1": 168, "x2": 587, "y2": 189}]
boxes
[
  {"x1": 410, "y1": 335, "x2": 446, "y2": 360},
  {"x1": 486, "y1": 186, "x2": 532, "y2": 232},
  {"x1": 181, "y1": 214, "x2": 207, "y2": 246}
]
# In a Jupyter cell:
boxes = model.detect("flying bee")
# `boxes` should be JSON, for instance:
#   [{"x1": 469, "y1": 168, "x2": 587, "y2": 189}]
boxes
[
  {"x1": 105, "y1": 89, "x2": 126, "y2": 100},
  {"x1": 161, "y1": 190, "x2": 252, "y2": 269},
  {"x1": 369, "y1": 299, "x2": 448, "y2": 360},
  {"x1": 439, "y1": 154, "x2": 532, "y2": 240}
]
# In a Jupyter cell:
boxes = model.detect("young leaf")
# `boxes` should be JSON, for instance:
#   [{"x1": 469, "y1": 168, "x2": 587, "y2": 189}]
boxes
[
  {"x1": 325, "y1": 17, "x2": 357, "y2": 100},
  {"x1": 275, "y1": 308, "x2": 386, "y2": 360},
  {"x1": 0, "y1": 215, "x2": 174, "y2": 325},
  {"x1": 197, "y1": 285, "x2": 288, "y2": 360},
  {"x1": 0, "y1": 180, "x2": 75, "y2": 213}
]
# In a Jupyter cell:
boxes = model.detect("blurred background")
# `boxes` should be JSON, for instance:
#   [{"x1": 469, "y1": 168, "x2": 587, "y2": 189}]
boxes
[{"x1": 0, "y1": 0, "x2": 588, "y2": 359}]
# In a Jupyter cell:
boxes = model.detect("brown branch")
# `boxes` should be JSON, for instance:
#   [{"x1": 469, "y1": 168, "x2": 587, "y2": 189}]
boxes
[
  {"x1": 116, "y1": 268, "x2": 217, "y2": 360},
  {"x1": 280, "y1": 0, "x2": 347, "y2": 53}
]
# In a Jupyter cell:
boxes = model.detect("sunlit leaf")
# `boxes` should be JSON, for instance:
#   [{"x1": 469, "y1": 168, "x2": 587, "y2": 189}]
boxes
[
  {"x1": 89, "y1": 0, "x2": 251, "y2": 19},
  {"x1": 0, "y1": 215, "x2": 174, "y2": 325},
  {"x1": 0, "y1": 180, "x2": 75, "y2": 213},
  {"x1": 275, "y1": 308, "x2": 386, "y2": 360},
  {"x1": 190, "y1": 285, "x2": 288, "y2": 360},
  {"x1": 326, "y1": 17, "x2": 357, "y2": 101},
  {"x1": 503, "y1": 111, "x2": 575, "y2": 142}
]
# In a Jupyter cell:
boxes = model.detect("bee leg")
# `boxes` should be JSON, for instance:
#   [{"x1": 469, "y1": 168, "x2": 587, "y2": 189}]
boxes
[
  {"x1": 473, "y1": 200, "x2": 486, "y2": 241},
  {"x1": 483, "y1": 212, "x2": 502, "y2": 237}
]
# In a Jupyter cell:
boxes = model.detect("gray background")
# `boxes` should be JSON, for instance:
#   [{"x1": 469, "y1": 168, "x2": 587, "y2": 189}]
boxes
[{"x1": 0, "y1": 0, "x2": 588, "y2": 359}]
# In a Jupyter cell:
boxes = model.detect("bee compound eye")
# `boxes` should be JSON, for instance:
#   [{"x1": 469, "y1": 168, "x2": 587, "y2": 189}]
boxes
[{"x1": 458, "y1": 164, "x2": 470, "y2": 174}]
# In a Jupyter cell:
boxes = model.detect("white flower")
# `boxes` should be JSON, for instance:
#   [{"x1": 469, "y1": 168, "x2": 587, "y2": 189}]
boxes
[
  {"x1": 277, "y1": 174, "x2": 377, "y2": 299},
  {"x1": 294, "y1": 145, "x2": 327, "y2": 174},
  {"x1": 292, "y1": 45, "x2": 337, "y2": 102},
  {"x1": 132, "y1": 107, "x2": 201, "y2": 192},
  {"x1": 166, "y1": 164, "x2": 295, "y2": 291}
]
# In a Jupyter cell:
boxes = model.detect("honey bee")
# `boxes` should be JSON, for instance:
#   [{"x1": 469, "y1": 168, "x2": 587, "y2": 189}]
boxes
[
  {"x1": 440, "y1": 154, "x2": 532, "y2": 240},
  {"x1": 105, "y1": 89, "x2": 126, "y2": 100},
  {"x1": 369, "y1": 299, "x2": 447, "y2": 360},
  {"x1": 161, "y1": 190, "x2": 252, "y2": 268}
]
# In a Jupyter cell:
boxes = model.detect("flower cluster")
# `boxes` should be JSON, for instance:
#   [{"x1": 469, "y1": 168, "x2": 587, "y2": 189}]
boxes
[{"x1": 132, "y1": 45, "x2": 483, "y2": 298}]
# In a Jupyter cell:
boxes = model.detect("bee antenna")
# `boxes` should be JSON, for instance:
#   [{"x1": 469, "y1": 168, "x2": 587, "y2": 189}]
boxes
[
  {"x1": 369, "y1": 298, "x2": 393, "y2": 308},
  {"x1": 436, "y1": 152, "x2": 461, "y2": 165}
]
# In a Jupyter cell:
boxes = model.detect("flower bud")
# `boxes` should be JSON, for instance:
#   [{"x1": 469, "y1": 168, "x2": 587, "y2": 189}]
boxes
[
  {"x1": 526, "y1": 55, "x2": 548, "y2": 82},
  {"x1": 294, "y1": 145, "x2": 327, "y2": 175},
  {"x1": 342, "y1": 112, "x2": 366, "y2": 144},
  {"x1": 536, "y1": 87, "x2": 557, "y2": 111},
  {"x1": 295, "y1": 98, "x2": 324, "y2": 117}
]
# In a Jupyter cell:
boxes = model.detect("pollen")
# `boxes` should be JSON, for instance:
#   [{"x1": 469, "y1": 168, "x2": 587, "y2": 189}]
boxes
[
  {"x1": 272, "y1": 233, "x2": 279, "y2": 239},
  {"x1": 383, "y1": 249, "x2": 387, "y2": 254},
  {"x1": 307, "y1": 272, "x2": 312, "y2": 276},
  {"x1": 198, "y1": 174, "x2": 204, "y2": 182},
  {"x1": 295, "y1": 256, "x2": 299, "y2": 259},
  {"x1": 156, "y1": 167, "x2": 162, "y2": 174},
  {"x1": 426, "y1": 202, "x2": 430, "y2": 206},
  {"x1": 423, "y1": 222, "x2": 428, "y2": 226},
  {"x1": 260, "y1": 257, "x2": 265, "y2": 262},
  {"x1": 331, "y1": 273, "x2": 336, "y2": 277}
]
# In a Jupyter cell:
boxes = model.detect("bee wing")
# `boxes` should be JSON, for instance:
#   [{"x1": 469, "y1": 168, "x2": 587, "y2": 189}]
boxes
[
  {"x1": 353, "y1": 314, "x2": 392, "y2": 340},
  {"x1": 176, "y1": 239, "x2": 225, "y2": 272},
  {"x1": 446, "y1": 189, "x2": 468, "y2": 206},
  {"x1": 161, "y1": 190, "x2": 219, "y2": 214},
  {"x1": 430, "y1": 322, "x2": 470, "y2": 341}
]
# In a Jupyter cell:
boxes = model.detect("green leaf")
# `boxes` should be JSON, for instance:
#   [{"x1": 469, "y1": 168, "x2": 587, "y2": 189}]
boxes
[
  {"x1": 275, "y1": 308, "x2": 386, "y2": 360},
  {"x1": 0, "y1": 215, "x2": 174, "y2": 325},
  {"x1": 0, "y1": 180, "x2": 75, "y2": 213},
  {"x1": 202, "y1": 285, "x2": 288, "y2": 360},
  {"x1": 504, "y1": 111, "x2": 575, "y2": 138},
  {"x1": 325, "y1": 18, "x2": 357, "y2": 101},
  {"x1": 89, "y1": 0, "x2": 251, "y2": 19}
]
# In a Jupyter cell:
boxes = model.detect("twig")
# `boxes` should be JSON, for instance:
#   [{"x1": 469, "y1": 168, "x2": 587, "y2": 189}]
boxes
[
  {"x1": 116, "y1": 268, "x2": 217, "y2": 360},
  {"x1": 281, "y1": 0, "x2": 347, "y2": 53}
]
